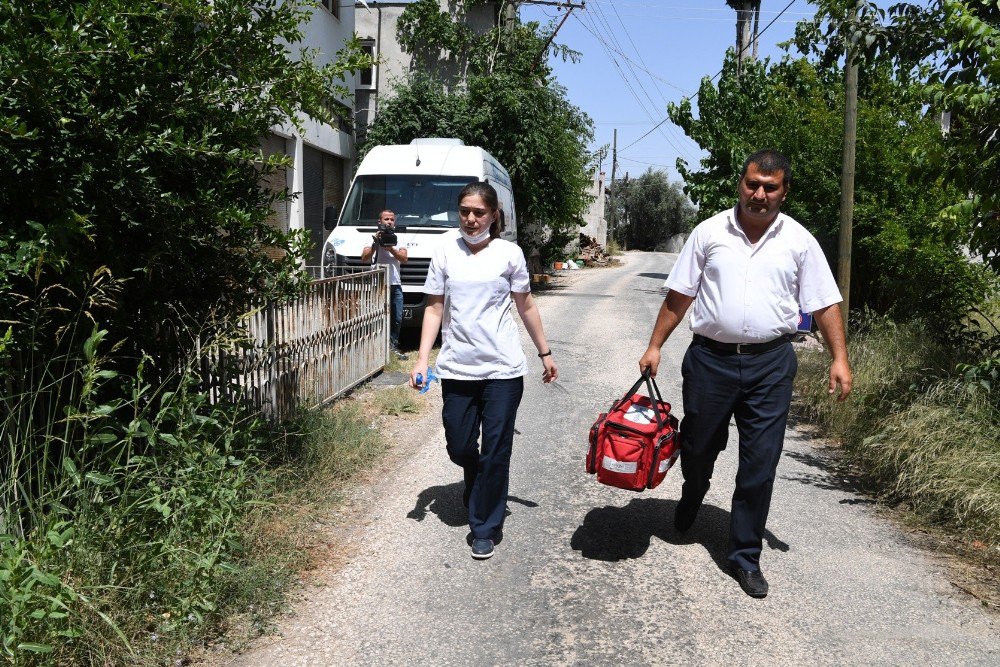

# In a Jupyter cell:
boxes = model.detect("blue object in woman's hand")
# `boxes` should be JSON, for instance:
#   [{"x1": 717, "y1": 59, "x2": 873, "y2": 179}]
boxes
[{"x1": 415, "y1": 368, "x2": 438, "y2": 394}]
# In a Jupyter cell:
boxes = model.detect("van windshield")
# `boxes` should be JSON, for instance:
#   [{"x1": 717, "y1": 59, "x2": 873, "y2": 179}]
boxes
[{"x1": 339, "y1": 175, "x2": 478, "y2": 228}]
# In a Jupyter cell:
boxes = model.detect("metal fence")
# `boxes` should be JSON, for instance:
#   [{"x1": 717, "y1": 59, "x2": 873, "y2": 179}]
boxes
[{"x1": 202, "y1": 268, "x2": 389, "y2": 421}]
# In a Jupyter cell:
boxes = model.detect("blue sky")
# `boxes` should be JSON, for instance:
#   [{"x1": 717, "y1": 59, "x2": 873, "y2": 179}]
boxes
[{"x1": 519, "y1": 1, "x2": 832, "y2": 182}]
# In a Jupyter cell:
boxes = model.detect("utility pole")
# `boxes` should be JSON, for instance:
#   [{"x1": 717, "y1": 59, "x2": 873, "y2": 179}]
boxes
[
  {"x1": 523, "y1": 1, "x2": 586, "y2": 72},
  {"x1": 609, "y1": 128, "x2": 617, "y2": 244},
  {"x1": 503, "y1": 0, "x2": 517, "y2": 38},
  {"x1": 838, "y1": 6, "x2": 859, "y2": 333}
]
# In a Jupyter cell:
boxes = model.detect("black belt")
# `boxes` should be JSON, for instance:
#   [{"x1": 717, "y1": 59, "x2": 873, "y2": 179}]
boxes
[{"x1": 692, "y1": 333, "x2": 795, "y2": 355}]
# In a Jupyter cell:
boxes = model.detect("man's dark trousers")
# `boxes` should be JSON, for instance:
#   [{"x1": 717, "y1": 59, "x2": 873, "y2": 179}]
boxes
[
  {"x1": 441, "y1": 377, "x2": 524, "y2": 540},
  {"x1": 679, "y1": 340, "x2": 797, "y2": 572}
]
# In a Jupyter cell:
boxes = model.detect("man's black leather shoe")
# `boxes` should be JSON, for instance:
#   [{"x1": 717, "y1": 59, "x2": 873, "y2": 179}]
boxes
[
  {"x1": 733, "y1": 568, "x2": 769, "y2": 598},
  {"x1": 673, "y1": 495, "x2": 702, "y2": 532}
]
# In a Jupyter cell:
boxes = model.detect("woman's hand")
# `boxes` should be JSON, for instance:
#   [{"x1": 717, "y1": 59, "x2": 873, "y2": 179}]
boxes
[
  {"x1": 409, "y1": 360, "x2": 429, "y2": 391},
  {"x1": 541, "y1": 355, "x2": 558, "y2": 384}
]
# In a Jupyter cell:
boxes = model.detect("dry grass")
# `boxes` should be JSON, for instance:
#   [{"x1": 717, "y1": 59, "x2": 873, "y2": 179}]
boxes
[{"x1": 794, "y1": 316, "x2": 1000, "y2": 563}]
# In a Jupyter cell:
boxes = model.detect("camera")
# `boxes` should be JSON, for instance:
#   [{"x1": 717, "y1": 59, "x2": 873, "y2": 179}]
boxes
[{"x1": 374, "y1": 223, "x2": 398, "y2": 247}]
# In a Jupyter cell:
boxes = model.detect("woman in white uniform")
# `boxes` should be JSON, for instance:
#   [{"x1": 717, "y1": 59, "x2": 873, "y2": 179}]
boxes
[{"x1": 410, "y1": 182, "x2": 558, "y2": 560}]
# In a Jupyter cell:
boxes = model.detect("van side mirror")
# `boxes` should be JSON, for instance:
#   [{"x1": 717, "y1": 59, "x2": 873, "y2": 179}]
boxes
[{"x1": 323, "y1": 206, "x2": 339, "y2": 230}]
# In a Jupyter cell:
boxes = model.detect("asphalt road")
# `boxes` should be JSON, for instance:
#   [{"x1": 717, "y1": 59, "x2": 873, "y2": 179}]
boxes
[{"x1": 230, "y1": 251, "x2": 999, "y2": 666}]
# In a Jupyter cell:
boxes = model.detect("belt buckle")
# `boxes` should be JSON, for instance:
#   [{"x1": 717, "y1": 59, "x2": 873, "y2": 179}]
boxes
[{"x1": 736, "y1": 342, "x2": 748, "y2": 354}]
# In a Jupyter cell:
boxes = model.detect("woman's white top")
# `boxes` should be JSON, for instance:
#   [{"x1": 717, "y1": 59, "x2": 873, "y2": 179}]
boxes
[{"x1": 423, "y1": 235, "x2": 531, "y2": 380}]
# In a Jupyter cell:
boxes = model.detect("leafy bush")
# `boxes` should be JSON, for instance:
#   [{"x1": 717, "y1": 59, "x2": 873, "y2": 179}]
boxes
[
  {"x1": 1, "y1": 326, "x2": 408, "y2": 663},
  {"x1": 2, "y1": 328, "x2": 270, "y2": 663},
  {"x1": 0, "y1": 0, "x2": 364, "y2": 369}
]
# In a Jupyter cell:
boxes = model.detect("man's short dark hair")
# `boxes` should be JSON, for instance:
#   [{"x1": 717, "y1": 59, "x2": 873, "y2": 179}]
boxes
[{"x1": 741, "y1": 149, "x2": 791, "y2": 189}]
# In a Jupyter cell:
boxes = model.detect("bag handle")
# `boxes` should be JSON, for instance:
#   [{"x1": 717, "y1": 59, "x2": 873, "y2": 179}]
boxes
[
  {"x1": 645, "y1": 369, "x2": 667, "y2": 408},
  {"x1": 610, "y1": 369, "x2": 667, "y2": 430},
  {"x1": 641, "y1": 369, "x2": 667, "y2": 430}
]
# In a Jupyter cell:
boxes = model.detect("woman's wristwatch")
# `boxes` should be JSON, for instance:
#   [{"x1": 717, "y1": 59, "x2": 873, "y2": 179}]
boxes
[{"x1": 538, "y1": 350, "x2": 552, "y2": 358}]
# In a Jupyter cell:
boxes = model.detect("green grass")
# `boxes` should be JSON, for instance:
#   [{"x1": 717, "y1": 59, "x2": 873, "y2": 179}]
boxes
[
  {"x1": 371, "y1": 386, "x2": 421, "y2": 417},
  {"x1": 1, "y1": 325, "x2": 423, "y2": 665},
  {"x1": 794, "y1": 314, "x2": 1000, "y2": 562}
]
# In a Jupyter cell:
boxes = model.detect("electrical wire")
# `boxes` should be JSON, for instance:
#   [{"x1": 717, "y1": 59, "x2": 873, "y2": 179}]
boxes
[
  {"x1": 607, "y1": 2, "x2": 699, "y2": 161},
  {"x1": 619, "y1": 0, "x2": 799, "y2": 153},
  {"x1": 575, "y1": 10, "x2": 697, "y2": 162}
]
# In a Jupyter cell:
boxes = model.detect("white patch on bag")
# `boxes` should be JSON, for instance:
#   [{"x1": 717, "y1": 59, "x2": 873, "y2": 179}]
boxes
[
  {"x1": 658, "y1": 453, "x2": 679, "y2": 474},
  {"x1": 622, "y1": 403, "x2": 656, "y2": 425},
  {"x1": 601, "y1": 456, "x2": 638, "y2": 474}
]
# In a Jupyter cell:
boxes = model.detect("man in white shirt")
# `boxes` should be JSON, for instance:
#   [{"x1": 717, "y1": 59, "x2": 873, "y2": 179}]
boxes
[
  {"x1": 638, "y1": 149, "x2": 852, "y2": 598},
  {"x1": 362, "y1": 210, "x2": 408, "y2": 358}
]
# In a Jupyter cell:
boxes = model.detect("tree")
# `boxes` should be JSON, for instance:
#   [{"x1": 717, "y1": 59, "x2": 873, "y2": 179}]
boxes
[
  {"x1": 668, "y1": 51, "x2": 989, "y2": 333},
  {"x1": 0, "y1": 0, "x2": 366, "y2": 366},
  {"x1": 363, "y1": 0, "x2": 594, "y2": 261},
  {"x1": 797, "y1": 0, "x2": 1000, "y2": 270},
  {"x1": 607, "y1": 168, "x2": 696, "y2": 250}
]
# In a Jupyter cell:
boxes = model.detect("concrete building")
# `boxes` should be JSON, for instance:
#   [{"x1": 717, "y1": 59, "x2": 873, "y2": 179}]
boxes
[
  {"x1": 261, "y1": 1, "x2": 357, "y2": 268},
  {"x1": 579, "y1": 169, "x2": 607, "y2": 246},
  {"x1": 353, "y1": 1, "x2": 499, "y2": 140}
]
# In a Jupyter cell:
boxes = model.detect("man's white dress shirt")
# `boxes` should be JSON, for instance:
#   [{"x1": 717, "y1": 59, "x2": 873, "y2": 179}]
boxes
[{"x1": 665, "y1": 208, "x2": 841, "y2": 344}]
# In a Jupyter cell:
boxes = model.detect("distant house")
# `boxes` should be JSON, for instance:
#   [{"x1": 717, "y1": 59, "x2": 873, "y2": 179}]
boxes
[
  {"x1": 580, "y1": 169, "x2": 607, "y2": 246},
  {"x1": 354, "y1": 1, "x2": 500, "y2": 140},
  {"x1": 261, "y1": 1, "x2": 359, "y2": 269}
]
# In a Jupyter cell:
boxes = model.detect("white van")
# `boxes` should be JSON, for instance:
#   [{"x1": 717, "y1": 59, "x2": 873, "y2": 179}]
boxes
[{"x1": 321, "y1": 138, "x2": 517, "y2": 327}]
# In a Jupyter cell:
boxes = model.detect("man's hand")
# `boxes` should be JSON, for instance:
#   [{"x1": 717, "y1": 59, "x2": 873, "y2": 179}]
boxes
[
  {"x1": 829, "y1": 358, "x2": 852, "y2": 402},
  {"x1": 812, "y1": 303, "x2": 852, "y2": 403},
  {"x1": 639, "y1": 346, "x2": 661, "y2": 378},
  {"x1": 541, "y1": 355, "x2": 558, "y2": 384}
]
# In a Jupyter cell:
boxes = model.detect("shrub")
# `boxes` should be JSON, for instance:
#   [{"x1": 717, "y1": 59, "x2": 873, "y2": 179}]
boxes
[
  {"x1": 0, "y1": 0, "x2": 365, "y2": 369},
  {"x1": 1, "y1": 328, "x2": 272, "y2": 663}
]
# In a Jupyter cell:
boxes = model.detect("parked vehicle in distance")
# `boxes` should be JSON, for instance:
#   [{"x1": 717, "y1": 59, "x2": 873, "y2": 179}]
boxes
[{"x1": 321, "y1": 138, "x2": 517, "y2": 328}]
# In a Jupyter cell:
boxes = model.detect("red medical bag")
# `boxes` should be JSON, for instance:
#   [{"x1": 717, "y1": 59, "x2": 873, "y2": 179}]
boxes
[{"x1": 586, "y1": 371, "x2": 681, "y2": 491}]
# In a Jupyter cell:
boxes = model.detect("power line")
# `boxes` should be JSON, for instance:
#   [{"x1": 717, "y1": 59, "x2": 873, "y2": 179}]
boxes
[
  {"x1": 582, "y1": 6, "x2": 694, "y2": 159},
  {"x1": 619, "y1": 0, "x2": 799, "y2": 153},
  {"x1": 606, "y1": 1, "x2": 699, "y2": 162},
  {"x1": 582, "y1": 0, "x2": 812, "y2": 15},
  {"x1": 593, "y1": 3, "x2": 699, "y2": 162},
  {"x1": 571, "y1": 14, "x2": 691, "y2": 96},
  {"x1": 575, "y1": 10, "x2": 697, "y2": 162}
]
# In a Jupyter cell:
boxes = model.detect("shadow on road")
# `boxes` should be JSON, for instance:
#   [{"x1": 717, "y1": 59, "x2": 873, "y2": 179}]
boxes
[
  {"x1": 407, "y1": 482, "x2": 539, "y2": 528},
  {"x1": 636, "y1": 272, "x2": 670, "y2": 281},
  {"x1": 570, "y1": 498, "x2": 788, "y2": 576},
  {"x1": 779, "y1": 447, "x2": 874, "y2": 498}
]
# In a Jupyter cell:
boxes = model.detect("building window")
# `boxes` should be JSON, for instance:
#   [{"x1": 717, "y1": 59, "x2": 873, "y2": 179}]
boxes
[
  {"x1": 322, "y1": 96, "x2": 354, "y2": 136},
  {"x1": 321, "y1": 0, "x2": 339, "y2": 19},
  {"x1": 359, "y1": 39, "x2": 375, "y2": 88}
]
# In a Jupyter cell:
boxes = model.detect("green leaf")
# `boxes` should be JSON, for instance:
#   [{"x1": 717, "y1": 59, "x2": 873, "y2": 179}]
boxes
[
  {"x1": 84, "y1": 472, "x2": 113, "y2": 486},
  {"x1": 17, "y1": 643, "x2": 54, "y2": 654}
]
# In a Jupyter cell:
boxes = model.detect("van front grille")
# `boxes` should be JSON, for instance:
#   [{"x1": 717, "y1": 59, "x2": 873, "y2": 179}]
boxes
[{"x1": 400, "y1": 258, "x2": 431, "y2": 286}]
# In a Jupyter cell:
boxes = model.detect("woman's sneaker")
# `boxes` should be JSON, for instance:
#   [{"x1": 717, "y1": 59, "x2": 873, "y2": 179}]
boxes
[{"x1": 471, "y1": 538, "x2": 494, "y2": 560}]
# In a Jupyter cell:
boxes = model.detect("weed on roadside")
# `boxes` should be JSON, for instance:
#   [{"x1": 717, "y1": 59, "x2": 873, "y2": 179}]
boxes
[
  {"x1": 1, "y1": 325, "x2": 419, "y2": 665},
  {"x1": 372, "y1": 387, "x2": 421, "y2": 417},
  {"x1": 794, "y1": 314, "x2": 1000, "y2": 563}
]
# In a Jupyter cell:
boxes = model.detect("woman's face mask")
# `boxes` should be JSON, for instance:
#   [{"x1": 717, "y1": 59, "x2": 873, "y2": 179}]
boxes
[{"x1": 459, "y1": 226, "x2": 491, "y2": 245}]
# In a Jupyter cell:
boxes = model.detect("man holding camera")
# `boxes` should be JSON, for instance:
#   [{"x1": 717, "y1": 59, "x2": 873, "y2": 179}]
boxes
[{"x1": 362, "y1": 209, "x2": 408, "y2": 358}]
